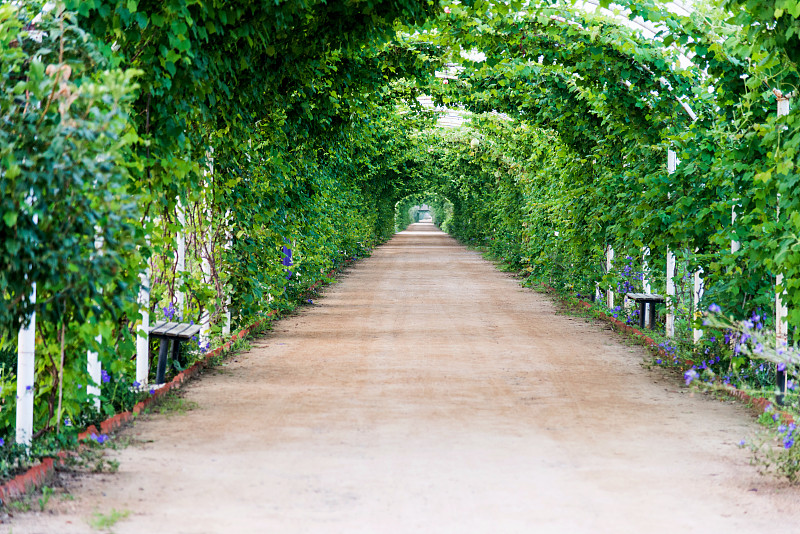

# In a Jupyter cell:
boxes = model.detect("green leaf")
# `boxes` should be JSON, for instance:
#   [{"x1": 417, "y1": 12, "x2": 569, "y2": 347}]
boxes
[
  {"x1": 6, "y1": 164, "x2": 20, "y2": 179},
  {"x1": 3, "y1": 212, "x2": 17, "y2": 227}
]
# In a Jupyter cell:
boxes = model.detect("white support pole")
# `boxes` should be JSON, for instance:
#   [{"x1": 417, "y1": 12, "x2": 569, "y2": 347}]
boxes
[
  {"x1": 776, "y1": 92, "x2": 791, "y2": 351},
  {"x1": 176, "y1": 201, "x2": 186, "y2": 312},
  {"x1": 136, "y1": 241, "x2": 151, "y2": 385},
  {"x1": 693, "y1": 266, "x2": 705, "y2": 343},
  {"x1": 666, "y1": 149, "x2": 678, "y2": 338},
  {"x1": 200, "y1": 254, "x2": 211, "y2": 347},
  {"x1": 606, "y1": 245, "x2": 614, "y2": 309},
  {"x1": 16, "y1": 283, "x2": 36, "y2": 446},
  {"x1": 666, "y1": 250, "x2": 676, "y2": 337},
  {"x1": 642, "y1": 247, "x2": 651, "y2": 327},
  {"x1": 136, "y1": 271, "x2": 150, "y2": 385},
  {"x1": 731, "y1": 203, "x2": 740, "y2": 254},
  {"x1": 776, "y1": 278, "x2": 788, "y2": 345},
  {"x1": 223, "y1": 297, "x2": 231, "y2": 336},
  {"x1": 86, "y1": 231, "x2": 104, "y2": 410},
  {"x1": 87, "y1": 337, "x2": 101, "y2": 411},
  {"x1": 16, "y1": 202, "x2": 38, "y2": 446},
  {"x1": 223, "y1": 210, "x2": 232, "y2": 337},
  {"x1": 200, "y1": 146, "x2": 214, "y2": 349}
]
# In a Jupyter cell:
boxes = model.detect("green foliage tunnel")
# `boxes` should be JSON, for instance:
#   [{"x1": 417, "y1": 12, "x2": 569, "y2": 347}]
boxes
[{"x1": 1, "y1": 0, "x2": 800, "y2": 443}]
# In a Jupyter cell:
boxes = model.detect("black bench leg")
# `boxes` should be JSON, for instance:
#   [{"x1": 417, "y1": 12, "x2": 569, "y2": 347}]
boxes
[
  {"x1": 777, "y1": 369, "x2": 788, "y2": 406},
  {"x1": 156, "y1": 339, "x2": 171, "y2": 385},
  {"x1": 639, "y1": 302, "x2": 646, "y2": 329},
  {"x1": 649, "y1": 302, "x2": 656, "y2": 330},
  {"x1": 171, "y1": 337, "x2": 181, "y2": 370}
]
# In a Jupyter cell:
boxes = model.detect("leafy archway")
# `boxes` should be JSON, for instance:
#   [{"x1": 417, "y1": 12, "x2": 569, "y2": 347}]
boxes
[{"x1": 2, "y1": 0, "x2": 800, "y2": 451}]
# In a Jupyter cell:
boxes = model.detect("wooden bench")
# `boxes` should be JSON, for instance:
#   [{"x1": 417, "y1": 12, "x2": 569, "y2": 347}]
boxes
[
  {"x1": 625, "y1": 293, "x2": 665, "y2": 330},
  {"x1": 150, "y1": 321, "x2": 202, "y2": 385}
]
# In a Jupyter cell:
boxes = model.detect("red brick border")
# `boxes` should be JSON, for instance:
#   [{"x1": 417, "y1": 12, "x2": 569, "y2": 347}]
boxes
[{"x1": 0, "y1": 458, "x2": 56, "y2": 503}]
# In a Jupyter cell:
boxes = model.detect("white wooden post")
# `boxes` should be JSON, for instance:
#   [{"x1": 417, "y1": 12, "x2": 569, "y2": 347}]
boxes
[
  {"x1": 16, "y1": 283, "x2": 36, "y2": 446},
  {"x1": 200, "y1": 147, "x2": 213, "y2": 349},
  {"x1": 86, "y1": 232, "x2": 103, "y2": 410},
  {"x1": 666, "y1": 149, "x2": 678, "y2": 338},
  {"x1": 200, "y1": 245, "x2": 211, "y2": 348},
  {"x1": 731, "y1": 203, "x2": 740, "y2": 254},
  {"x1": 87, "y1": 338, "x2": 101, "y2": 410},
  {"x1": 693, "y1": 266, "x2": 704, "y2": 343},
  {"x1": 776, "y1": 92, "x2": 791, "y2": 350},
  {"x1": 136, "y1": 243, "x2": 150, "y2": 385},
  {"x1": 606, "y1": 245, "x2": 614, "y2": 309},
  {"x1": 223, "y1": 215, "x2": 232, "y2": 336},
  {"x1": 176, "y1": 201, "x2": 186, "y2": 312},
  {"x1": 16, "y1": 203, "x2": 38, "y2": 446},
  {"x1": 642, "y1": 247, "x2": 651, "y2": 327}
]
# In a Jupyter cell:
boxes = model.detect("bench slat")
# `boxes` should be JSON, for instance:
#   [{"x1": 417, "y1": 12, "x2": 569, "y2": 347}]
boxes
[
  {"x1": 170, "y1": 324, "x2": 201, "y2": 339},
  {"x1": 150, "y1": 321, "x2": 201, "y2": 339},
  {"x1": 150, "y1": 321, "x2": 183, "y2": 336},
  {"x1": 626, "y1": 292, "x2": 664, "y2": 302}
]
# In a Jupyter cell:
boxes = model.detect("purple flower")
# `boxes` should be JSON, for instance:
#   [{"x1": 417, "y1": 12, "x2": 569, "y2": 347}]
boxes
[
  {"x1": 89, "y1": 433, "x2": 109, "y2": 444},
  {"x1": 753, "y1": 343, "x2": 764, "y2": 355},
  {"x1": 784, "y1": 438, "x2": 794, "y2": 449},
  {"x1": 132, "y1": 380, "x2": 141, "y2": 388},
  {"x1": 738, "y1": 439, "x2": 746, "y2": 447},
  {"x1": 101, "y1": 369, "x2": 111, "y2": 383},
  {"x1": 743, "y1": 320, "x2": 754, "y2": 329},
  {"x1": 656, "y1": 359, "x2": 662, "y2": 364},
  {"x1": 684, "y1": 369, "x2": 698, "y2": 385},
  {"x1": 773, "y1": 413, "x2": 780, "y2": 422},
  {"x1": 25, "y1": 385, "x2": 32, "y2": 391},
  {"x1": 0, "y1": 438, "x2": 4, "y2": 447},
  {"x1": 708, "y1": 303, "x2": 721, "y2": 313},
  {"x1": 778, "y1": 363, "x2": 787, "y2": 372},
  {"x1": 149, "y1": 388, "x2": 155, "y2": 395}
]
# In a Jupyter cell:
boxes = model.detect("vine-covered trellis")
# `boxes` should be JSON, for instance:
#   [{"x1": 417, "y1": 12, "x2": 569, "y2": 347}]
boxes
[{"x1": 1, "y1": 0, "x2": 799, "y2": 460}]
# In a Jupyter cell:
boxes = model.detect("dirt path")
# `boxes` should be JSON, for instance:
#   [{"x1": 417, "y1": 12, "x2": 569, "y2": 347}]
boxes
[{"x1": 9, "y1": 223, "x2": 800, "y2": 533}]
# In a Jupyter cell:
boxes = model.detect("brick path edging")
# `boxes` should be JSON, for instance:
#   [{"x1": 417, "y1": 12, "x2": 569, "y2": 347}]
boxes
[{"x1": 0, "y1": 265, "x2": 347, "y2": 504}]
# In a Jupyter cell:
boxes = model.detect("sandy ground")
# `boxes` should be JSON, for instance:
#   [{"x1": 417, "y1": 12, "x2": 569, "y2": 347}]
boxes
[{"x1": 7, "y1": 223, "x2": 800, "y2": 533}]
